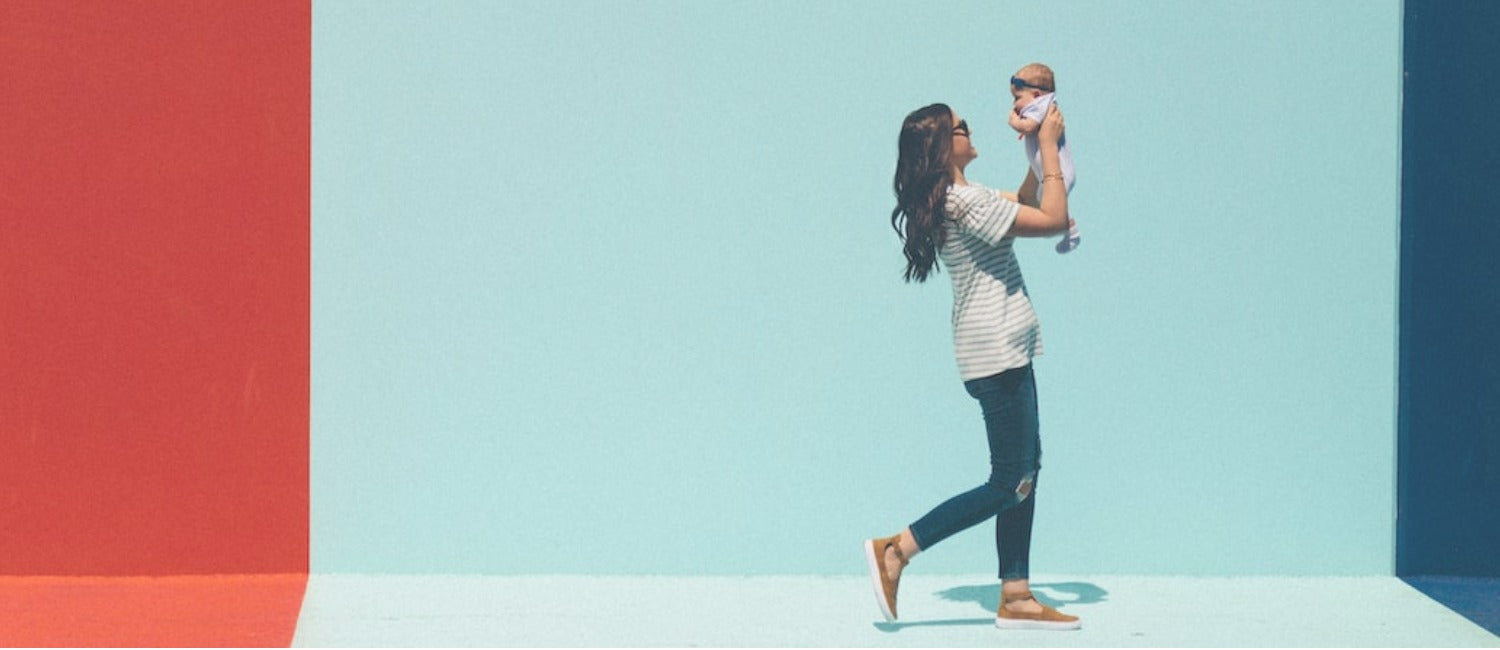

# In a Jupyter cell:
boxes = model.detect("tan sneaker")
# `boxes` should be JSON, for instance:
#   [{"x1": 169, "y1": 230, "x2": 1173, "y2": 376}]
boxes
[
  {"x1": 863, "y1": 535, "x2": 907, "y2": 621},
  {"x1": 995, "y1": 590, "x2": 1081, "y2": 630}
]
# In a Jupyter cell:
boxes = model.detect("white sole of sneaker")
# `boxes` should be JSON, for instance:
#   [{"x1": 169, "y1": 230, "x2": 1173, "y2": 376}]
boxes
[
  {"x1": 863, "y1": 540, "x2": 896, "y2": 622},
  {"x1": 995, "y1": 616, "x2": 1082, "y2": 631}
]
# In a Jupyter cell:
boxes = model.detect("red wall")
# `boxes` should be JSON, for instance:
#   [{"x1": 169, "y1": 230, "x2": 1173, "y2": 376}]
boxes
[{"x1": 0, "y1": 1, "x2": 309, "y2": 575}]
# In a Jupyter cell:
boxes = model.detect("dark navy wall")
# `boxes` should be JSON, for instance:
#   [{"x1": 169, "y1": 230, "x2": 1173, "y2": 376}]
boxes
[{"x1": 1398, "y1": 0, "x2": 1500, "y2": 577}]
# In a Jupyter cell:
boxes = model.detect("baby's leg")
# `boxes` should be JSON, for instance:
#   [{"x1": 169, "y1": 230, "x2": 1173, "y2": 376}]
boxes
[{"x1": 1055, "y1": 144, "x2": 1080, "y2": 254}]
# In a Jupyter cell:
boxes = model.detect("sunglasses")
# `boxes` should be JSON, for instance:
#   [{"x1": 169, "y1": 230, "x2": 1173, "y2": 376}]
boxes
[
  {"x1": 1011, "y1": 76, "x2": 1054, "y2": 93},
  {"x1": 952, "y1": 119, "x2": 970, "y2": 137}
]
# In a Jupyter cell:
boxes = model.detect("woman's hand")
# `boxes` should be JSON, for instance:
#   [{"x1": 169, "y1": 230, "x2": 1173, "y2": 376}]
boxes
[{"x1": 1038, "y1": 103, "x2": 1064, "y2": 146}]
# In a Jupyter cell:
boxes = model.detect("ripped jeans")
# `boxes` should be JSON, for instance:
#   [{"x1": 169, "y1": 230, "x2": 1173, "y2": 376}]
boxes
[{"x1": 908, "y1": 363, "x2": 1041, "y2": 581}]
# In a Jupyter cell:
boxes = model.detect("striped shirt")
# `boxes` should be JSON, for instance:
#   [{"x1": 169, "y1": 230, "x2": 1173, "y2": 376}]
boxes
[{"x1": 940, "y1": 183, "x2": 1042, "y2": 380}]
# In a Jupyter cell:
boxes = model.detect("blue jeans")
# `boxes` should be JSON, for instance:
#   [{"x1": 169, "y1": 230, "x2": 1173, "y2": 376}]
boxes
[{"x1": 908, "y1": 364, "x2": 1041, "y2": 580}]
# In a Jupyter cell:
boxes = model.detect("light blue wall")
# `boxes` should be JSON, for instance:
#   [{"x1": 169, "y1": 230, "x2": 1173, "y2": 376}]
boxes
[{"x1": 312, "y1": 0, "x2": 1401, "y2": 575}]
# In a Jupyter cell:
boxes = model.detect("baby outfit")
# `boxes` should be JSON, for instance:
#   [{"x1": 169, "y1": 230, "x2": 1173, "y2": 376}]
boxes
[{"x1": 1017, "y1": 92, "x2": 1080, "y2": 253}]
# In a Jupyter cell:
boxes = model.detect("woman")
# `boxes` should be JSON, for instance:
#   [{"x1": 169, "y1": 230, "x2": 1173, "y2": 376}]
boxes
[{"x1": 865, "y1": 103, "x2": 1078, "y2": 630}]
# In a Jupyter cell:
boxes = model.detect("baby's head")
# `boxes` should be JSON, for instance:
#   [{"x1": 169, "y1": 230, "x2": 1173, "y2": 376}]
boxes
[{"x1": 1010, "y1": 62, "x2": 1056, "y2": 112}]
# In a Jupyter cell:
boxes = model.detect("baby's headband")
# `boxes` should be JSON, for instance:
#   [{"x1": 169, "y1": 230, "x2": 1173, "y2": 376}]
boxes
[{"x1": 1011, "y1": 76, "x2": 1054, "y2": 93}]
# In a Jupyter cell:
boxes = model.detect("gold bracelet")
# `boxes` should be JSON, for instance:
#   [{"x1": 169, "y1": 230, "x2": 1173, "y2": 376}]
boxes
[{"x1": 1042, "y1": 173, "x2": 1065, "y2": 182}]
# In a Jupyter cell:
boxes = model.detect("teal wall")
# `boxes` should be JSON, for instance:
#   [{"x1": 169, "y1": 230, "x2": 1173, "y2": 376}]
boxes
[
  {"x1": 312, "y1": 0, "x2": 1401, "y2": 575},
  {"x1": 1399, "y1": 0, "x2": 1500, "y2": 578}
]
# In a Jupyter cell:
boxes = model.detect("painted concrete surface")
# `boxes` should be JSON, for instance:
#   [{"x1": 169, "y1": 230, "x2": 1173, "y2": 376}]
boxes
[
  {"x1": 293, "y1": 574, "x2": 1500, "y2": 647},
  {"x1": 0, "y1": 574, "x2": 307, "y2": 647}
]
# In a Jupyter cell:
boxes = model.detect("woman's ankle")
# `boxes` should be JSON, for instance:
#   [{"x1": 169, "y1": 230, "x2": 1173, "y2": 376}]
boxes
[
  {"x1": 897, "y1": 529, "x2": 921, "y2": 560},
  {"x1": 1001, "y1": 580, "x2": 1032, "y2": 601}
]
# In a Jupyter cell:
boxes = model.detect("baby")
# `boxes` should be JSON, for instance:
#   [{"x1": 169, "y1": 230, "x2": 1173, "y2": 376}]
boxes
[{"x1": 1008, "y1": 63, "x2": 1080, "y2": 253}]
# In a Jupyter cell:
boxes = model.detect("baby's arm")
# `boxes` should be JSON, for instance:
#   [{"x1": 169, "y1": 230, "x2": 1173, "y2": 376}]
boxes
[{"x1": 1009, "y1": 109, "x2": 1040, "y2": 134}]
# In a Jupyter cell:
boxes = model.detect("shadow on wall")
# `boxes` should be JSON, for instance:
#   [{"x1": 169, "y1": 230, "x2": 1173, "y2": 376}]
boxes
[{"x1": 873, "y1": 581, "x2": 1108, "y2": 631}]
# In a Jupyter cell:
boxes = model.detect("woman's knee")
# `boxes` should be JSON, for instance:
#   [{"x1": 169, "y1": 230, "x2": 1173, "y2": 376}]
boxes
[{"x1": 987, "y1": 468, "x2": 1037, "y2": 503}]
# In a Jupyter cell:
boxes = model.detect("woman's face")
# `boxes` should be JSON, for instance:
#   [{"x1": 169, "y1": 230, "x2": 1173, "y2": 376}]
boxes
[{"x1": 950, "y1": 112, "x2": 977, "y2": 168}]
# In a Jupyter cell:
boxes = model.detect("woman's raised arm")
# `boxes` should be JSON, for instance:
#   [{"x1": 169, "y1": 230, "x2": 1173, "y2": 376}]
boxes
[{"x1": 1009, "y1": 104, "x2": 1069, "y2": 237}]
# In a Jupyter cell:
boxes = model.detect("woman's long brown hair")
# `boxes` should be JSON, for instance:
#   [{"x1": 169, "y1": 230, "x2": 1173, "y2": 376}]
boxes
[{"x1": 890, "y1": 103, "x2": 954, "y2": 283}]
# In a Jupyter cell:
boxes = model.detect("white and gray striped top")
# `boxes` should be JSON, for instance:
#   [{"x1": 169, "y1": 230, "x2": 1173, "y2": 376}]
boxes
[{"x1": 939, "y1": 183, "x2": 1042, "y2": 380}]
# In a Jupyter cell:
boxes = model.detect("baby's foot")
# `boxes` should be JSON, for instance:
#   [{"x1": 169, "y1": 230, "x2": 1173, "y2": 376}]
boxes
[{"x1": 1055, "y1": 222, "x2": 1081, "y2": 254}]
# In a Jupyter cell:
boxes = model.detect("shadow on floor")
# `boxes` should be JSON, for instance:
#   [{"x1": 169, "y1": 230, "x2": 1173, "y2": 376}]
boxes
[
  {"x1": 1403, "y1": 576, "x2": 1500, "y2": 638},
  {"x1": 874, "y1": 617, "x2": 994, "y2": 632},
  {"x1": 873, "y1": 581, "x2": 1107, "y2": 632},
  {"x1": 937, "y1": 580, "x2": 1109, "y2": 611}
]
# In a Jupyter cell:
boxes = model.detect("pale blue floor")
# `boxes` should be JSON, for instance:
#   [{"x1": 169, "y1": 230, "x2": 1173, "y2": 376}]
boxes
[{"x1": 291, "y1": 574, "x2": 1500, "y2": 647}]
